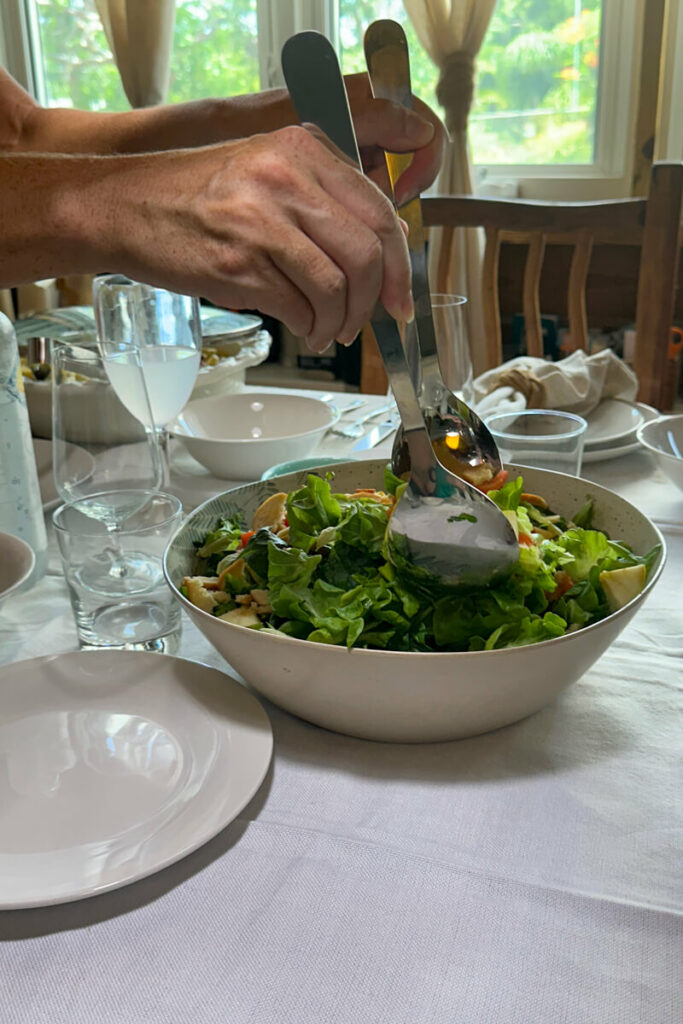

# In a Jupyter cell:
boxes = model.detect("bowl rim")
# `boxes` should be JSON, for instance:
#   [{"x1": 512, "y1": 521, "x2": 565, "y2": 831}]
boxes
[
  {"x1": 0, "y1": 532, "x2": 35, "y2": 600},
  {"x1": 636, "y1": 414, "x2": 683, "y2": 464},
  {"x1": 170, "y1": 391, "x2": 341, "y2": 445},
  {"x1": 163, "y1": 460, "x2": 667, "y2": 659}
]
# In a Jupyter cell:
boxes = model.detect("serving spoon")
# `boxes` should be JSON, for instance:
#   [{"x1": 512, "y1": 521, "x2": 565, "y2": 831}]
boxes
[
  {"x1": 281, "y1": 31, "x2": 518, "y2": 586},
  {"x1": 363, "y1": 18, "x2": 503, "y2": 486}
]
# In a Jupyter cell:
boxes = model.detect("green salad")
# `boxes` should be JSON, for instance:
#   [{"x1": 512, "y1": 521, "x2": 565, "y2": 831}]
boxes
[{"x1": 181, "y1": 469, "x2": 660, "y2": 652}]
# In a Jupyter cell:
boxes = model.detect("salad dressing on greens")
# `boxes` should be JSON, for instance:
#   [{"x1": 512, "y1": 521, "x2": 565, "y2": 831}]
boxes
[{"x1": 181, "y1": 469, "x2": 659, "y2": 653}]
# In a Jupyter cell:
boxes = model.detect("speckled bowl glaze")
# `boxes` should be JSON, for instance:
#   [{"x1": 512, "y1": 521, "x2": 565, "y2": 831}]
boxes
[{"x1": 164, "y1": 461, "x2": 665, "y2": 743}]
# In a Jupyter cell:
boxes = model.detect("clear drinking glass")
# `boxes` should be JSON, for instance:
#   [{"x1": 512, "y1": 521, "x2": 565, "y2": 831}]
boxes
[
  {"x1": 53, "y1": 491, "x2": 183, "y2": 652},
  {"x1": 52, "y1": 339, "x2": 164, "y2": 594},
  {"x1": 93, "y1": 275, "x2": 202, "y2": 480},
  {"x1": 430, "y1": 294, "x2": 474, "y2": 405},
  {"x1": 51, "y1": 341, "x2": 164, "y2": 523},
  {"x1": 486, "y1": 410, "x2": 588, "y2": 475}
]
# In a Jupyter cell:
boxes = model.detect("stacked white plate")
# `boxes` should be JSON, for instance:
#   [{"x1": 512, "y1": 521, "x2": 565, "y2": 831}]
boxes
[{"x1": 582, "y1": 398, "x2": 659, "y2": 463}]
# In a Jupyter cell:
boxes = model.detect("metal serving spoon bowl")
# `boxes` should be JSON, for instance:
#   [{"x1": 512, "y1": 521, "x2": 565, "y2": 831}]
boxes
[
  {"x1": 281, "y1": 31, "x2": 518, "y2": 587},
  {"x1": 363, "y1": 19, "x2": 503, "y2": 487}
]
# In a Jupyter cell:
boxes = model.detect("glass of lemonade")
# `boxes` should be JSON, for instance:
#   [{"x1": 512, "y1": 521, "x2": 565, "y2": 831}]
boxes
[{"x1": 93, "y1": 275, "x2": 202, "y2": 482}]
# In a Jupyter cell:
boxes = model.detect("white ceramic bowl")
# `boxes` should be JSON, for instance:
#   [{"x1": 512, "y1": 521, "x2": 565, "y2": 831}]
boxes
[
  {"x1": 0, "y1": 532, "x2": 35, "y2": 606},
  {"x1": 164, "y1": 460, "x2": 665, "y2": 743},
  {"x1": 169, "y1": 392, "x2": 340, "y2": 480},
  {"x1": 637, "y1": 414, "x2": 683, "y2": 492}
]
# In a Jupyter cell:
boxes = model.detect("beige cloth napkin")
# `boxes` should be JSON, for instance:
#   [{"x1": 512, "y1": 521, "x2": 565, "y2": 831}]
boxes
[{"x1": 473, "y1": 350, "x2": 638, "y2": 419}]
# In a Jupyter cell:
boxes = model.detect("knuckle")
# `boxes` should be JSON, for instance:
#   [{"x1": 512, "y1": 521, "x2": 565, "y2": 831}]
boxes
[
  {"x1": 371, "y1": 195, "x2": 399, "y2": 236},
  {"x1": 275, "y1": 123, "x2": 316, "y2": 154},
  {"x1": 324, "y1": 266, "x2": 347, "y2": 301},
  {"x1": 357, "y1": 233, "x2": 383, "y2": 270}
]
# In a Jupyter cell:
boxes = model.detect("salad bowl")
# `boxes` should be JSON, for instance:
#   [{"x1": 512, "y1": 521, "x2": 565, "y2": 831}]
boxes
[{"x1": 163, "y1": 460, "x2": 665, "y2": 742}]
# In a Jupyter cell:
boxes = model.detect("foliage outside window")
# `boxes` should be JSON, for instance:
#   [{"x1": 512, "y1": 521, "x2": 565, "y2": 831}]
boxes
[
  {"x1": 340, "y1": 0, "x2": 602, "y2": 166},
  {"x1": 35, "y1": 0, "x2": 601, "y2": 166},
  {"x1": 35, "y1": 0, "x2": 260, "y2": 111}
]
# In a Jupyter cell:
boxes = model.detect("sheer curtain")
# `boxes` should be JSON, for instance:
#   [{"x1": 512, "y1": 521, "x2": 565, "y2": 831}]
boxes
[
  {"x1": 95, "y1": 0, "x2": 176, "y2": 108},
  {"x1": 402, "y1": 0, "x2": 497, "y2": 375}
]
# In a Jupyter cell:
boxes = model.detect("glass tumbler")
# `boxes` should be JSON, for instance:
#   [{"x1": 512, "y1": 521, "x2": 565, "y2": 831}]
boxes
[
  {"x1": 486, "y1": 410, "x2": 588, "y2": 475},
  {"x1": 53, "y1": 491, "x2": 183, "y2": 652}
]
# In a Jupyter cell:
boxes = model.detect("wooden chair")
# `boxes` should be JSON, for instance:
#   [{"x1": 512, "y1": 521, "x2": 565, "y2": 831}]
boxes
[{"x1": 420, "y1": 161, "x2": 683, "y2": 411}]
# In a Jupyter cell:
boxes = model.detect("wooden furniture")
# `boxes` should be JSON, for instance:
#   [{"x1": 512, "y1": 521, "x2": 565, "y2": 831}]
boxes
[
  {"x1": 421, "y1": 162, "x2": 683, "y2": 411},
  {"x1": 359, "y1": 324, "x2": 388, "y2": 395}
]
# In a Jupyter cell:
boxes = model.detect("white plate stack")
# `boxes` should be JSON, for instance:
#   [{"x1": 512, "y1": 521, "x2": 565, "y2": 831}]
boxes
[{"x1": 582, "y1": 398, "x2": 659, "y2": 463}]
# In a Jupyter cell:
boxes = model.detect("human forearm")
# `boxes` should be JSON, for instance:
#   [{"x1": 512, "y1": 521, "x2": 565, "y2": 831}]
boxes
[
  {"x1": 0, "y1": 152, "x2": 120, "y2": 284},
  {"x1": 21, "y1": 89, "x2": 296, "y2": 155},
  {"x1": 8, "y1": 67, "x2": 444, "y2": 205},
  {"x1": 0, "y1": 131, "x2": 413, "y2": 350}
]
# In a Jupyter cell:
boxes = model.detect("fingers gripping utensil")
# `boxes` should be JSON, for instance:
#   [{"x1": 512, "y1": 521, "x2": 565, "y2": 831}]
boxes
[
  {"x1": 363, "y1": 19, "x2": 503, "y2": 484},
  {"x1": 281, "y1": 31, "x2": 518, "y2": 586}
]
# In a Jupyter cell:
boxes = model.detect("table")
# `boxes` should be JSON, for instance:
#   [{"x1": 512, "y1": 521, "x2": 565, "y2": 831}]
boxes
[{"x1": 1, "y1": 390, "x2": 681, "y2": 1024}]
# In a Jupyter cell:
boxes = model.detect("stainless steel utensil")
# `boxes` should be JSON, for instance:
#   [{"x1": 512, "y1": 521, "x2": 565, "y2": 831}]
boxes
[
  {"x1": 351, "y1": 418, "x2": 398, "y2": 452},
  {"x1": 363, "y1": 19, "x2": 503, "y2": 485},
  {"x1": 330, "y1": 400, "x2": 396, "y2": 438},
  {"x1": 281, "y1": 31, "x2": 518, "y2": 587}
]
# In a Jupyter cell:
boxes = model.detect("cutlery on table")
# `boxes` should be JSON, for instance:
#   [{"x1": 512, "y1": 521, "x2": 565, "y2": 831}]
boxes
[
  {"x1": 281, "y1": 31, "x2": 518, "y2": 587},
  {"x1": 320, "y1": 395, "x2": 366, "y2": 415},
  {"x1": 329, "y1": 401, "x2": 396, "y2": 438},
  {"x1": 350, "y1": 419, "x2": 398, "y2": 452}
]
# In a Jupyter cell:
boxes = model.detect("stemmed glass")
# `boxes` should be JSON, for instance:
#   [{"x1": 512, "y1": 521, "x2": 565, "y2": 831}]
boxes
[
  {"x1": 51, "y1": 340, "x2": 165, "y2": 590},
  {"x1": 93, "y1": 275, "x2": 202, "y2": 482}
]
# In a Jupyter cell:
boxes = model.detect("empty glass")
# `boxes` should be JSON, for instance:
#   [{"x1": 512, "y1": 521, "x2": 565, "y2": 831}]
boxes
[
  {"x1": 53, "y1": 491, "x2": 182, "y2": 652},
  {"x1": 486, "y1": 409, "x2": 588, "y2": 475},
  {"x1": 430, "y1": 294, "x2": 475, "y2": 405}
]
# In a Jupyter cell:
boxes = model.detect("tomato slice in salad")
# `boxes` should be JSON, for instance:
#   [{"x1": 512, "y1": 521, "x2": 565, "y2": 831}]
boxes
[{"x1": 478, "y1": 469, "x2": 509, "y2": 494}]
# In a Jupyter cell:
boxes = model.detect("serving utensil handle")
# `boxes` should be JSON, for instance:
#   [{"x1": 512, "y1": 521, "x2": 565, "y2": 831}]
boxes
[{"x1": 281, "y1": 30, "x2": 428, "y2": 450}]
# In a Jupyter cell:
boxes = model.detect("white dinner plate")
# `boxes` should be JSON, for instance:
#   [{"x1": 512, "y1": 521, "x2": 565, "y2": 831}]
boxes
[
  {"x1": 583, "y1": 438, "x2": 643, "y2": 462},
  {"x1": 0, "y1": 650, "x2": 272, "y2": 909},
  {"x1": 582, "y1": 403, "x2": 659, "y2": 461},
  {"x1": 584, "y1": 398, "x2": 645, "y2": 448}
]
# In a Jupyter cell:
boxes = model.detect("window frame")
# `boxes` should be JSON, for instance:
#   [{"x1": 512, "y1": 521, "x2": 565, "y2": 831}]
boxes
[{"x1": 474, "y1": 0, "x2": 642, "y2": 199}]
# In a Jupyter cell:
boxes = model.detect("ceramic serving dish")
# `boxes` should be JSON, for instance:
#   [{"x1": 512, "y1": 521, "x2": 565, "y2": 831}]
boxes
[
  {"x1": 170, "y1": 392, "x2": 340, "y2": 480},
  {"x1": 636, "y1": 415, "x2": 683, "y2": 493},
  {"x1": 163, "y1": 459, "x2": 665, "y2": 743}
]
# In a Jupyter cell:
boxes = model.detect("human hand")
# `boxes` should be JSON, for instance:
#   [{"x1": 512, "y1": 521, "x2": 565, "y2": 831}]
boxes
[
  {"x1": 108, "y1": 126, "x2": 413, "y2": 352},
  {"x1": 344, "y1": 72, "x2": 445, "y2": 206}
]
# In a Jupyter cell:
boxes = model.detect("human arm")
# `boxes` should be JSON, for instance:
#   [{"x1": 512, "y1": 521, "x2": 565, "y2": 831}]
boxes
[
  {"x1": 0, "y1": 126, "x2": 413, "y2": 351},
  {"x1": 1, "y1": 69, "x2": 444, "y2": 204}
]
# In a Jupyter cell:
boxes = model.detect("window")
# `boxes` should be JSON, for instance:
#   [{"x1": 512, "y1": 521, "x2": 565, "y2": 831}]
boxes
[
  {"x1": 341, "y1": 0, "x2": 602, "y2": 167},
  {"x1": 0, "y1": 0, "x2": 659, "y2": 197},
  {"x1": 33, "y1": 0, "x2": 260, "y2": 110}
]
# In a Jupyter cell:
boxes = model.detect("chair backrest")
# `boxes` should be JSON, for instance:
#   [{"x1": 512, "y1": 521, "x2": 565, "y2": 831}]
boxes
[{"x1": 422, "y1": 161, "x2": 683, "y2": 411}]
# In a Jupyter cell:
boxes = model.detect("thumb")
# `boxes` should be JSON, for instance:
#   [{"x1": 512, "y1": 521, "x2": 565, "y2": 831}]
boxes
[{"x1": 353, "y1": 98, "x2": 435, "y2": 152}]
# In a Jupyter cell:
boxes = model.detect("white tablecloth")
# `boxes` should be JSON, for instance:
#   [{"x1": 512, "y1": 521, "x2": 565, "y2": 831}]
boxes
[{"x1": 1, "y1": 391, "x2": 681, "y2": 1024}]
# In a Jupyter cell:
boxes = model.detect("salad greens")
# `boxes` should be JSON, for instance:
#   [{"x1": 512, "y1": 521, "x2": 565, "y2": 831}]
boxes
[{"x1": 184, "y1": 471, "x2": 660, "y2": 653}]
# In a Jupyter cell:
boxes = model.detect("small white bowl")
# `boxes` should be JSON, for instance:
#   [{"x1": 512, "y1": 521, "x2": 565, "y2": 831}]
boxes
[
  {"x1": 170, "y1": 392, "x2": 340, "y2": 480},
  {"x1": 637, "y1": 414, "x2": 683, "y2": 493},
  {"x1": 0, "y1": 532, "x2": 35, "y2": 606}
]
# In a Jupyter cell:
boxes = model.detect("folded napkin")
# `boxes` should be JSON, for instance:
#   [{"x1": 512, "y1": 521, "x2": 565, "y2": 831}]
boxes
[{"x1": 473, "y1": 349, "x2": 638, "y2": 419}]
